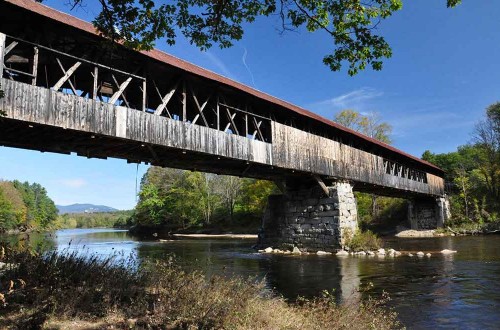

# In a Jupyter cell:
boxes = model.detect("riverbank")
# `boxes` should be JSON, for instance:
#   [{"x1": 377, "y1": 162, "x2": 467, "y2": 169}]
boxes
[{"x1": 0, "y1": 248, "x2": 401, "y2": 329}]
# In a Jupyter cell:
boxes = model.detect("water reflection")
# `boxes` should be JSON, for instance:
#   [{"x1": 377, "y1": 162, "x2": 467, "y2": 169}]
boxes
[{"x1": 2, "y1": 229, "x2": 500, "y2": 328}]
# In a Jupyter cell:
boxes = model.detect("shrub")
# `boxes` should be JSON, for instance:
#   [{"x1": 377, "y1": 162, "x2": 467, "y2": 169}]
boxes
[
  {"x1": 0, "y1": 247, "x2": 401, "y2": 329},
  {"x1": 344, "y1": 229, "x2": 382, "y2": 252}
]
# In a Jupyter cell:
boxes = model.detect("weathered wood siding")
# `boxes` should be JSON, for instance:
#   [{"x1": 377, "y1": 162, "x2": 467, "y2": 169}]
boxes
[
  {"x1": 0, "y1": 79, "x2": 444, "y2": 196},
  {"x1": 0, "y1": 79, "x2": 272, "y2": 164},
  {"x1": 272, "y1": 122, "x2": 444, "y2": 196}
]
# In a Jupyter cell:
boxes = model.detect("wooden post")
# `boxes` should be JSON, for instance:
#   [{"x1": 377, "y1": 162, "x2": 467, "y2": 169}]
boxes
[
  {"x1": 92, "y1": 66, "x2": 98, "y2": 100},
  {"x1": 0, "y1": 33, "x2": 6, "y2": 79},
  {"x1": 32, "y1": 47, "x2": 39, "y2": 85},
  {"x1": 182, "y1": 80, "x2": 187, "y2": 122},
  {"x1": 216, "y1": 95, "x2": 220, "y2": 131},
  {"x1": 142, "y1": 80, "x2": 147, "y2": 112}
]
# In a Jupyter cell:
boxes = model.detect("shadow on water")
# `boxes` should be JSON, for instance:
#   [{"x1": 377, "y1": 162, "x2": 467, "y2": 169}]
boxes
[{"x1": 2, "y1": 228, "x2": 500, "y2": 328}]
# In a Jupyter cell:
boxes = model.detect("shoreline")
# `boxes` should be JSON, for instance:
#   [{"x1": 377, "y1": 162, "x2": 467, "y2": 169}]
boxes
[{"x1": 172, "y1": 233, "x2": 258, "y2": 239}]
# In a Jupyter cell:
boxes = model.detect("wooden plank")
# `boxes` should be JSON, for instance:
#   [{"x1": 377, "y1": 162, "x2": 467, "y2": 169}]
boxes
[
  {"x1": 109, "y1": 76, "x2": 132, "y2": 105},
  {"x1": 53, "y1": 59, "x2": 81, "y2": 91}
]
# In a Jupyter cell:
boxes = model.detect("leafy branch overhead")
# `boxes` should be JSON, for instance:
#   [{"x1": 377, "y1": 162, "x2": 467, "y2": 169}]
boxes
[{"x1": 64, "y1": 0, "x2": 461, "y2": 76}]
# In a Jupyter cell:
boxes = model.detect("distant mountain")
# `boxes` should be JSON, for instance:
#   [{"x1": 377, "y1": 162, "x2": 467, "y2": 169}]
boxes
[{"x1": 56, "y1": 203, "x2": 118, "y2": 214}]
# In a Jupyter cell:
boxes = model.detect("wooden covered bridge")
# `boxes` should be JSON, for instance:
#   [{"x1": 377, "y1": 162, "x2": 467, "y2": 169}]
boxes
[{"x1": 0, "y1": 0, "x2": 448, "y2": 251}]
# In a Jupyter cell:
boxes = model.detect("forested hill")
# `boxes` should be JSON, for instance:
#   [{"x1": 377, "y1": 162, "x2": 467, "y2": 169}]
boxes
[
  {"x1": 0, "y1": 180, "x2": 58, "y2": 231},
  {"x1": 57, "y1": 204, "x2": 118, "y2": 214}
]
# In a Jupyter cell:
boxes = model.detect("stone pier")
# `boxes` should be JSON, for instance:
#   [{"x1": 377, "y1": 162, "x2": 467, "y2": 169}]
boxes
[
  {"x1": 408, "y1": 196, "x2": 450, "y2": 229},
  {"x1": 259, "y1": 181, "x2": 358, "y2": 252}
]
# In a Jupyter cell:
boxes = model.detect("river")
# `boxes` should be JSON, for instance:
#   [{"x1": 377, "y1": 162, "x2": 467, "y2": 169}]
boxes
[{"x1": 3, "y1": 228, "x2": 500, "y2": 329}]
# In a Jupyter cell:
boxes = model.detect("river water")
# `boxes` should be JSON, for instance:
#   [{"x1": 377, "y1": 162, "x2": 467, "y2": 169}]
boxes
[{"x1": 3, "y1": 228, "x2": 500, "y2": 329}]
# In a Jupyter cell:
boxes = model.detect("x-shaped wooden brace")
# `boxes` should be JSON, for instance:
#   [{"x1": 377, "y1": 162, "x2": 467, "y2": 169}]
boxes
[
  {"x1": 110, "y1": 74, "x2": 132, "y2": 107},
  {"x1": 53, "y1": 58, "x2": 81, "y2": 93}
]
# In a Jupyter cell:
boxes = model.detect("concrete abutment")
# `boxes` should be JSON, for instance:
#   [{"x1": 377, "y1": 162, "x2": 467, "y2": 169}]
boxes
[
  {"x1": 258, "y1": 181, "x2": 358, "y2": 252},
  {"x1": 407, "y1": 196, "x2": 450, "y2": 230}
]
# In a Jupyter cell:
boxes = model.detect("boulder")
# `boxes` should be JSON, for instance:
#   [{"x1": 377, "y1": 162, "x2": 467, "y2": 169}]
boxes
[
  {"x1": 317, "y1": 251, "x2": 331, "y2": 255},
  {"x1": 264, "y1": 247, "x2": 273, "y2": 253},
  {"x1": 408, "y1": 253, "x2": 414, "y2": 257},
  {"x1": 336, "y1": 250, "x2": 349, "y2": 256},
  {"x1": 292, "y1": 246, "x2": 302, "y2": 254},
  {"x1": 416, "y1": 251, "x2": 425, "y2": 257},
  {"x1": 440, "y1": 249, "x2": 457, "y2": 254},
  {"x1": 367, "y1": 251, "x2": 376, "y2": 256},
  {"x1": 426, "y1": 253, "x2": 432, "y2": 257},
  {"x1": 377, "y1": 248, "x2": 386, "y2": 255}
]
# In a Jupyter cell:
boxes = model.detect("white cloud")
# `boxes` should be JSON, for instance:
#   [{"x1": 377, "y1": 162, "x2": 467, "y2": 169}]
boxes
[
  {"x1": 204, "y1": 51, "x2": 237, "y2": 80},
  {"x1": 311, "y1": 87, "x2": 383, "y2": 110},
  {"x1": 59, "y1": 178, "x2": 87, "y2": 188}
]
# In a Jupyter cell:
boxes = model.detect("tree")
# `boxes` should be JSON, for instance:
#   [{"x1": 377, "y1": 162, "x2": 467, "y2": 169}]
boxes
[
  {"x1": 215, "y1": 175, "x2": 243, "y2": 223},
  {"x1": 61, "y1": 0, "x2": 461, "y2": 76},
  {"x1": 334, "y1": 109, "x2": 392, "y2": 144},
  {"x1": 473, "y1": 102, "x2": 500, "y2": 208}
]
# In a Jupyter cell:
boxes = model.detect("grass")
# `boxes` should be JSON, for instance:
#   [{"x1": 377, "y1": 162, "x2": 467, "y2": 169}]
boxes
[
  {"x1": 344, "y1": 230, "x2": 382, "y2": 252},
  {"x1": 0, "y1": 246, "x2": 402, "y2": 329}
]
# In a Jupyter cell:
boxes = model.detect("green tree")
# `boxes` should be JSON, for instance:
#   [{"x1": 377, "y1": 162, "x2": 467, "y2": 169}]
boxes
[
  {"x1": 334, "y1": 109, "x2": 392, "y2": 144},
  {"x1": 473, "y1": 102, "x2": 500, "y2": 206},
  {"x1": 61, "y1": 0, "x2": 460, "y2": 76}
]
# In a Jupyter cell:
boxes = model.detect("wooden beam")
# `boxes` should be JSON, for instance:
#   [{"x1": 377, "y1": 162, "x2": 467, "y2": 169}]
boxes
[
  {"x1": 274, "y1": 180, "x2": 287, "y2": 194},
  {"x1": 31, "y1": 47, "x2": 38, "y2": 86},
  {"x1": 4, "y1": 41, "x2": 18, "y2": 55},
  {"x1": 190, "y1": 87, "x2": 210, "y2": 127},
  {"x1": 53, "y1": 59, "x2": 81, "y2": 91},
  {"x1": 313, "y1": 175, "x2": 330, "y2": 196},
  {"x1": 92, "y1": 66, "x2": 98, "y2": 100},
  {"x1": 109, "y1": 76, "x2": 132, "y2": 105},
  {"x1": 224, "y1": 107, "x2": 239, "y2": 135},
  {"x1": 182, "y1": 80, "x2": 187, "y2": 122},
  {"x1": 252, "y1": 117, "x2": 264, "y2": 141},
  {"x1": 216, "y1": 95, "x2": 220, "y2": 131},
  {"x1": 154, "y1": 80, "x2": 178, "y2": 116},
  {"x1": 111, "y1": 74, "x2": 131, "y2": 107},
  {"x1": 0, "y1": 33, "x2": 6, "y2": 76},
  {"x1": 142, "y1": 80, "x2": 147, "y2": 112}
]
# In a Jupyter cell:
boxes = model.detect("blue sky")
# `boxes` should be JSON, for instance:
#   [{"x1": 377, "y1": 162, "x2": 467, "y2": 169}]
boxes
[{"x1": 1, "y1": 0, "x2": 499, "y2": 209}]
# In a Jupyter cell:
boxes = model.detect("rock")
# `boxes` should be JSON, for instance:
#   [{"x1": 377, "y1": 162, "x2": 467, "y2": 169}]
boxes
[
  {"x1": 367, "y1": 251, "x2": 375, "y2": 256},
  {"x1": 257, "y1": 249, "x2": 265, "y2": 253},
  {"x1": 377, "y1": 248, "x2": 386, "y2": 255},
  {"x1": 416, "y1": 251, "x2": 425, "y2": 257},
  {"x1": 264, "y1": 247, "x2": 273, "y2": 253},
  {"x1": 356, "y1": 251, "x2": 366, "y2": 256},
  {"x1": 394, "y1": 251, "x2": 402, "y2": 256},
  {"x1": 317, "y1": 251, "x2": 331, "y2": 255},
  {"x1": 426, "y1": 253, "x2": 432, "y2": 257},
  {"x1": 336, "y1": 250, "x2": 349, "y2": 256},
  {"x1": 408, "y1": 253, "x2": 414, "y2": 257},
  {"x1": 273, "y1": 249, "x2": 281, "y2": 253},
  {"x1": 441, "y1": 249, "x2": 457, "y2": 254},
  {"x1": 292, "y1": 246, "x2": 302, "y2": 254}
]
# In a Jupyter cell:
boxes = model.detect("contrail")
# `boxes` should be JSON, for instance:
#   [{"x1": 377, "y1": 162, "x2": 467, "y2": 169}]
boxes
[{"x1": 242, "y1": 47, "x2": 256, "y2": 87}]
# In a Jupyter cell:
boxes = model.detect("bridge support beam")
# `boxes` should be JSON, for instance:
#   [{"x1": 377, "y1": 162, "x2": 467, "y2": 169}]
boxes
[
  {"x1": 259, "y1": 181, "x2": 358, "y2": 252},
  {"x1": 408, "y1": 196, "x2": 450, "y2": 230}
]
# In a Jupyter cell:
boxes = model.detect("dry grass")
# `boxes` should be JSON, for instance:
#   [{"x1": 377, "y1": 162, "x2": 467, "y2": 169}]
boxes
[{"x1": 0, "y1": 246, "x2": 403, "y2": 329}]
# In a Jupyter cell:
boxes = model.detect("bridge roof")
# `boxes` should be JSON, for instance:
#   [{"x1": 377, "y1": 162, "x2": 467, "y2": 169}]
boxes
[{"x1": 4, "y1": 0, "x2": 442, "y2": 174}]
